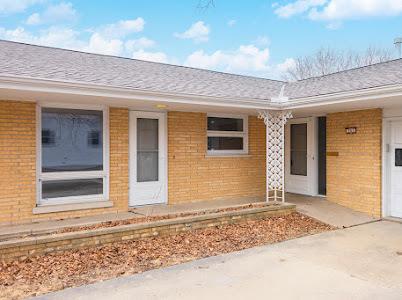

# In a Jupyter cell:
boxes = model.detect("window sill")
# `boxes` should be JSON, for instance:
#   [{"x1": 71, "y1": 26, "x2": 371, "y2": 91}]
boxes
[
  {"x1": 33, "y1": 200, "x2": 113, "y2": 214},
  {"x1": 205, "y1": 154, "x2": 251, "y2": 158}
]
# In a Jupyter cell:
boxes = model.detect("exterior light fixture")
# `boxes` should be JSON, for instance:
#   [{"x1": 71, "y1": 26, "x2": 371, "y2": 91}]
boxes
[{"x1": 156, "y1": 104, "x2": 167, "y2": 109}]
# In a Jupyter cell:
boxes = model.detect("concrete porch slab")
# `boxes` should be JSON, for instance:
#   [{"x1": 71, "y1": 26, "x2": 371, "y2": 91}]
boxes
[
  {"x1": 130, "y1": 197, "x2": 264, "y2": 216},
  {"x1": 0, "y1": 198, "x2": 264, "y2": 241},
  {"x1": 287, "y1": 193, "x2": 379, "y2": 228},
  {"x1": 0, "y1": 212, "x2": 138, "y2": 241}
]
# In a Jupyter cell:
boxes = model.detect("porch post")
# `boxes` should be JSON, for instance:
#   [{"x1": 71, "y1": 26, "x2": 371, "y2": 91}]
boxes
[{"x1": 258, "y1": 110, "x2": 292, "y2": 203}]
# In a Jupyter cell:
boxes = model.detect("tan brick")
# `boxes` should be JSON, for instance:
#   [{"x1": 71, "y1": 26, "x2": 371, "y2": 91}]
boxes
[
  {"x1": 167, "y1": 112, "x2": 266, "y2": 204},
  {"x1": 326, "y1": 109, "x2": 382, "y2": 217},
  {"x1": 0, "y1": 101, "x2": 130, "y2": 224}
]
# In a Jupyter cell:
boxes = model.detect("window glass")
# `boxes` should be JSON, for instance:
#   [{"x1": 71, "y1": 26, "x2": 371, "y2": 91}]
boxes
[
  {"x1": 208, "y1": 137, "x2": 243, "y2": 151},
  {"x1": 396, "y1": 149, "x2": 402, "y2": 167},
  {"x1": 137, "y1": 118, "x2": 159, "y2": 182},
  {"x1": 42, "y1": 129, "x2": 55, "y2": 146},
  {"x1": 290, "y1": 123, "x2": 307, "y2": 176},
  {"x1": 42, "y1": 178, "x2": 103, "y2": 199},
  {"x1": 41, "y1": 108, "x2": 103, "y2": 172},
  {"x1": 207, "y1": 117, "x2": 243, "y2": 131},
  {"x1": 88, "y1": 130, "x2": 100, "y2": 146}
]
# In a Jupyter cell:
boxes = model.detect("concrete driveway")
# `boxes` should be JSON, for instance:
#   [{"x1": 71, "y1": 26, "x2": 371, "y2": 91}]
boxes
[{"x1": 34, "y1": 221, "x2": 402, "y2": 300}]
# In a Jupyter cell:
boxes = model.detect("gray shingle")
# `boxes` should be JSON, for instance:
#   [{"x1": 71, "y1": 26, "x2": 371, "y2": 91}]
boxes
[
  {"x1": 1, "y1": 40, "x2": 402, "y2": 102},
  {"x1": 0, "y1": 40, "x2": 283, "y2": 101},
  {"x1": 285, "y1": 59, "x2": 402, "y2": 99}
]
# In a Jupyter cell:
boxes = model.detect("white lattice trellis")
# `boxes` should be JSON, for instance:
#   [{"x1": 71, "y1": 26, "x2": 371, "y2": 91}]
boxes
[{"x1": 258, "y1": 110, "x2": 293, "y2": 203}]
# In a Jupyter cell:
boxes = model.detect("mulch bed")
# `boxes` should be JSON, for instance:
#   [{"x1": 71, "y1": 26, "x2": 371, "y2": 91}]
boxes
[{"x1": 0, "y1": 212, "x2": 333, "y2": 300}]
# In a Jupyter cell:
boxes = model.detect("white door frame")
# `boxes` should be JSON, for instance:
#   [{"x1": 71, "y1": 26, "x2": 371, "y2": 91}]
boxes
[
  {"x1": 285, "y1": 117, "x2": 318, "y2": 196},
  {"x1": 129, "y1": 111, "x2": 168, "y2": 206},
  {"x1": 382, "y1": 116, "x2": 402, "y2": 218}
]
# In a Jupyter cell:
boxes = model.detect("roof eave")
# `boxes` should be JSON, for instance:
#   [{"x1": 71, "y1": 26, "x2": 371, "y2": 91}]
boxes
[
  {"x1": 0, "y1": 74, "x2": 280, "y2": 111},
  {"x1": 282, "y1": 83, "x2": 402, "y2": 109}
]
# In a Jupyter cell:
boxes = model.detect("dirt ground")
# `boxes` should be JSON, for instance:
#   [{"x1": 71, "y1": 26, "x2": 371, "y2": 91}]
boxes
[{"x1": 0, "y1": 212, "x2": 333, "y2": 300}]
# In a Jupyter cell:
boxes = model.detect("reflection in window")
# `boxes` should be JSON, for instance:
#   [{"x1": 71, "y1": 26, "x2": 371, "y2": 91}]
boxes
[
  {"x1": 206, "y1": 116, "x2": 247, "y2": 153},
  {"x1": 41, "y1": 129, "x2": 55, "y2": 146},
  {"x1": 396, "y1": 149, "x2": 402, "y2": 167},
  {"x1": 290, "y1": 123, "x2": 307, "y2": 176},
  {"x1": 208, "y1": 137, "x2": 243, "y2": 150},
  {"x1": 207, "y1": 117, "x2": 243, "y2": 131},
  {"x1": 88, "y1": 130, "x2": 101, "y2": 146},
  {"x1": 137, "y1": 118, "x2": 159, "y2": 182},
  {"x1": 42, "y1": 178, "x2": 103, "y2": 199},
  {"x1": 41, "y1": 108, "x2": 103, "y2": 172}
]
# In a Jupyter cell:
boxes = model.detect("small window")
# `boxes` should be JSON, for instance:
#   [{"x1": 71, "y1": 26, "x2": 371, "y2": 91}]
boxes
[
  {"x1": 88, "y1": 130, "x2": 101, "y2": 146},
  {"x1": 42, "y1": 129, "x2": 55, "y2": 146},
  {"x1": 207, "y1": 115, "x2": 248, "y2": 155}
]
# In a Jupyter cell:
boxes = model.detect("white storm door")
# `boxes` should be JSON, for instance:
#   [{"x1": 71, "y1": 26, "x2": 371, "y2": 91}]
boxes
[
  {"x1": 129, "y1": 111, "x2": 167, "y2": 206},
  {"x1": 285, "y1": 118, "x2": 317, "y2": 196},
  {"x1": 389, "y1": 121, "x2": 402, "y2": 218}
]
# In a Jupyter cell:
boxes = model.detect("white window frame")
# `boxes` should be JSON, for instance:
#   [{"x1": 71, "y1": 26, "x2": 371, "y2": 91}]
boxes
[
  {"x1": 206, "y1": 114, "x2": 248, "y2": 155},
  {"x1": 36, "y1": 103, "x2": 110, "y2": 206}
]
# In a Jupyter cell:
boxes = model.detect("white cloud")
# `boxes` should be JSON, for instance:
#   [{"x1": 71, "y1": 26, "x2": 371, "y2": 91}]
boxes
[
  {"x1": 227, "y1": 19, "x2": 236, "y2": 27},
  {"x1": 0, "y1": 26, "x2": 85, "y2": 49},
  {"x1": 174, "y1": 21, "x2": 210, "y2": 43},
  {"x1": 0, "y1": 15, "x2": 165, "y2": 62},
  {"x1": 274, "y1": 0, "x2": 402, "y2": 21},
  {"x1": 274, "y1": 0, "x2": 327, "y2": 18},
  {"x1": 185, "y1": 45, "x2": 270, "y2": 74},
  {"x1": 309, "y1": 0, "x2": 402, "y2": 20},
  {"x1": 83, "y1": 33, "x2": 123, "y2": 56},
  {"x1": 0, "y1": 0, "x2": 43, "y2": 14},
  {"x1": 125, "y1": 37, "x2": 155, "y2": 51},
  {"x1": 131, "y1": 49, "x2": 169, "y2": 63},
  {"x1": 26, "y1": 2, "x2": 77, "y2": 25},
  {"x1": 95, "y1": 18, "x2": 145, "y2": 39},
  {"x1": 276, "y1": 58, "x2": 296, "y2": 74}
]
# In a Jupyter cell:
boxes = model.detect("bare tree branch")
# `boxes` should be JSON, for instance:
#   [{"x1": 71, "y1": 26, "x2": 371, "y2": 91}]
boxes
[{"x1": 282, "y1": 46, "x2": 394, "y2": 81}]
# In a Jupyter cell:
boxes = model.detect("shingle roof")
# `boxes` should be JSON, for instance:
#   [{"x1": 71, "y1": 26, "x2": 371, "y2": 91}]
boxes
[
  {"x1": 286, "y1": 58, "x2": 402, "y2": 99},
  {"x1": 1, "y1": 39, "x2": 402, "y2": 102},
  {"x1": 0, "y1": 40, "x2": 284, "y2": 101}
]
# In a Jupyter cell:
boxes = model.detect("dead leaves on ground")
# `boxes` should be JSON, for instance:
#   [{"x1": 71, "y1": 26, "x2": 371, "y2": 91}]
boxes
[{"x1": 0, "y1": 212, "x2": 333, "y2": 300}]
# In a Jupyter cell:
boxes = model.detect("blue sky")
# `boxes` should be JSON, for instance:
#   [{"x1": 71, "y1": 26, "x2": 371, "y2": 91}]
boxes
[{"x1": 1, "y1": 0, "x2": 402, "y2": 79}]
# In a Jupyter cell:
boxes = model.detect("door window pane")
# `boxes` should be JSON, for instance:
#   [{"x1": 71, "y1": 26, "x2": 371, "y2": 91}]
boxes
[
  {"x1": 137, "y1": 118, "x2": 159, "y2": 182},
  {"x1": 207, "y1": 117, "x2": 243, "y2": 131},
  {"x1": 208, "y1": 137, "x2": 243, "y2": 150},
  {"x1": 291, "y1": 123, "x2": 307, "y2": 176},
  {"x1": 42, "y1": 178, "x2": 103, "y2": 199},
  {"x1": 41, "y1": 108, "x2": 103, "y2": 172}
]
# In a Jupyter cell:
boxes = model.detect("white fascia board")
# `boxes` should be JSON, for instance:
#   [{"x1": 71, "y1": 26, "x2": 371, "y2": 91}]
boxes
[
  {"x1": 282, "y1": 84, "x2": 402, "y2": 109},
  {"x1": 0, "y1": 74, "x2": 278, "y2": 111},
  {"x1": 1, "y1": 74, "x2": 402, "y2": 111}
]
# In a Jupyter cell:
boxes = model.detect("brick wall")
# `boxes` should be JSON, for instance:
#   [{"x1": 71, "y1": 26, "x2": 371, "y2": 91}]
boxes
[
  {"x1": 0, "y1": 101, "x2": 129, "y2": 224},
  {"x1": 0, "y1": 101, "x2": 36, "y2": 223},
  {"x1": 168, "y1": 112, "x2": 266, "y2": 204},
  {"x1": 109, "y1": 108, "x2": 129, "y2": 212},
  {"x1": 326, "y1": 109, "x2": 382, "y2": 217}
]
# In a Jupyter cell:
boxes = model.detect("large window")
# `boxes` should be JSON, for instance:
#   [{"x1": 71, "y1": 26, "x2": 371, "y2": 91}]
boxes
[
  {"x1": 207, "y1": 115, "x2": 248, "y2": 155},
  {"x1": 38, "y1": 106, "x2": 108, "y2": 205}
]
